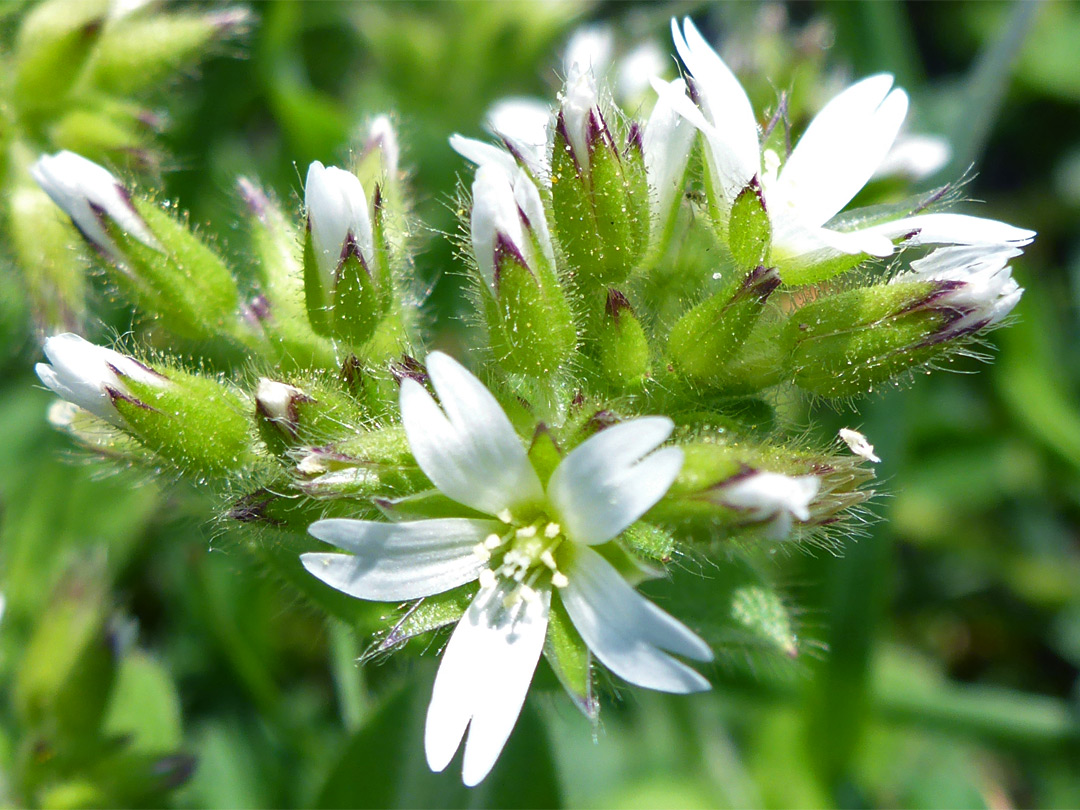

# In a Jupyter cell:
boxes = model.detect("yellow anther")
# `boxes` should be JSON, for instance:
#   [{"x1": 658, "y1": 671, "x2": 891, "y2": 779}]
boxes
[
  {"x1": 516, "y1": 525, "x2": 537, "y2": 539},
  {"x1": 540, "y1": 550, "x2": 558, "y2": 570},
  {"x1": 479, "y1": 569, "x2": 497, "y2": 590},
  {"x1": 552, "y1": 571, "x2": 570, "y2": 589},
  {"x1": 497, "y1": 509, "x2": 513, "y2": 524},
  {"x1": 484, "y1": 533, "x2": 503, "y2": 550},
  {"x1": 473, "y1": 543, "x2": 491, "y2": 562},
  {"x1": 544, "y1": 522, "x2": 561, "y2": 538}
]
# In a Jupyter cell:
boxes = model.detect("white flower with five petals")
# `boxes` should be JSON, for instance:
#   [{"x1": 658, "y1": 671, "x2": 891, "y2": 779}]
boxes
[
  {"x1": 662, "y1": 18, "x2": 1034, "y2": 276},
  {"x1": 303, "y1": 352, "x2": 711, "y2": 786}
]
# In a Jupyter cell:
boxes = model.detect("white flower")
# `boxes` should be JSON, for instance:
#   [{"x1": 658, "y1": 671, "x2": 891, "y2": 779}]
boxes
[
  {"x1": 304, "y1": 161, "x2": 374, "y2": 283},
  {"x1": 717, "y1": 471, "x2": 820, "y2": 540},
  {"x1": 839, "y1": 428, "x2": 881, "y2": 464},
  {"x1": 303, "y1": 352, "x2": 711, "y2": 786},
  {"x1": 466, "y1": 157, "x2": 554, "y2": 292},
  {"x1": 665, "y1": 18, "x2": 1034, "y2": 274},
  {"x1": 895, "y1": 244, "x2": 1024, "y2": 337},
  {"x1": 35, "y1": 333, "x2": 165, "y2": 428},
  {"x1": 31, "y1": 151, "x2": 158, "y2": 260}
]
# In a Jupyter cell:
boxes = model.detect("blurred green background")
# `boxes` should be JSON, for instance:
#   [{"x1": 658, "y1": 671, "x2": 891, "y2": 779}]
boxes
[{"x1": 2, "y1": 1, "x2": 1079, "y2": 807}]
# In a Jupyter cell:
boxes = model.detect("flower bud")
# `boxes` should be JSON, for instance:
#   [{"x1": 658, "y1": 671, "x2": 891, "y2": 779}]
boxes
[
  {"x1": 37, "y1": 333, "x2": 255, "y2": 474},
  {"x1": 303, "y1": 161, "x2": 394, "y2": 347},
  {"x1": 237, "y1": 178, "x2": 335, "y2": 370},
  {"x1": 31, "y1": 151, "x2": 244, "y2": 341},
  {"x1": 594, "y1": 289, "x2": 650, "y2": 390},
  {"x1": 713, "y1": 471, "x2": 820, "y2": 540},
  {"x1": 651, "y1": 440, "x2": 875, "y2": 540},
  {"x1": 782, "y1": 244, "x2": 1025, "y2": 397},
  {"x1": 83, "y1": 7, "x2": 250, "y2": 96},
  {"x1": 551, "y1": 65, "x2": 650, "y2": 287},
  {"x1": 469, "y1": 160, "x2": 575, "y2": 377},
  {"x1": 36, "y1": 333, "x2": 166, "y2": 428},
  {"x1": 12, "y1": 0, "x2": 108, "y2": 117},
  {"x1": 667, "y1": 265, "x2": 781, "y2": 385},
  {"x1": 295, "y1": 427, "x2": 425, "y2": 501},
  {"x1": 254, "y1": 375, "x2": 362, "y2": 456}
]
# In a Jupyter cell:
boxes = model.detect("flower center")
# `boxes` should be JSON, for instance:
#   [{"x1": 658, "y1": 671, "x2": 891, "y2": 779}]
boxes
[{"x1": 472, "y1": 513, "x2": 570, "y2": 607}]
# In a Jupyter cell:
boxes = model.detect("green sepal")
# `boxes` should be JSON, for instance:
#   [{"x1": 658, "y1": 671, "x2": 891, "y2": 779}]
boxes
[
  {"x1": 118, "y1": 199, "x2": 242, "y2": 340},
  {"x1": 83, "y1": 9, "x2": 248, "y2": 97},
  {"x1": 484, "y1": 242, "x2": 576, "y2": 378},
  {"x1": 621, "y1": 522, "x2": 676, "y2": 563},
  {"x1": 595, "y1": 288, "x2": 650, "y2": 390},
  {"x1": 527, "y1": 424, "x2": 562, "y2": 488},
  {"x1": 47, "y1": 106, "x2": 150, "y2": 164},
  {"x1": 782, "y1": 280, "x2": 947, "y2": 397},
  {"x1": 12, "y1": 0, "x2": 107, "y2": 119},
  {"x1": 302, "y1": 221, "x2": 331, "y2": 335},
  {"x1": 116, "y1": 368, "x2": 256, "y2": 476},
  {"x1": 240, "y1": 180, "x2": 336, "y2": 370},
  {"x1": 727, "y1": 181, "x2": 772, "y2": 268},
  {"x1": 374, "y1": 490, "x2": 491, "y2": 522},
  {"x1": 331, "y1": 240, "x2": 382, "y2": 347},
  {"x1": 667, "y1": 265, "x2": 781, "y2": 384},
  {"x1": 777, "y1": 250, "x2": 870, "y2": 287},
  {"x1": 373, "y1": 584, "x2": 477, "y2": 656},
  {"x1": 544, "y1": 595, "x2": 597, "y2": 720},
  {"x1": 587, "y1": 128, "x2": 648, "y2": 285},
  {"x1": 550, "y1": 117, "x2": 594, "y2": 273}
]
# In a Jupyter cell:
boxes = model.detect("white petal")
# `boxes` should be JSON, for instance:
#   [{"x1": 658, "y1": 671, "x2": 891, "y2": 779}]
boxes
[
  {"x1": 617, "y1": 41, "x2": 669, "y2": 103},
  {"x1": 561, "y1": 63, "x2": 599, "y2": 170},
  {"x1": 858, "y1": 212, "x2": 1036, "y2": 247},
  {"x1": 775, "y1": 75, "x2": 908, "y2": 227},
  {"x1": 771, "y1": 220, "x2": 896, "y2": 273},
  {"x1": 548, "y1": 417, "x2": 682, "y2": 545},
  {"x1": 671, "y1": 18, "x2": 759, "y2": 204},
  {"x1": 400, "y1": 352, "x2": 543, "y2": 516},
  {"x1": 425, "y1": 585, "x2": 550, "y2": 786},
  {"x1": 485, "y1": 97, "x2": 551, "y2": 178},
  {"x1": 303, "y1": 518, "x2": 497, "y2": 601},
  {"x1": 839, "y1": 428, "x2": 881, "y2": 463},
  {"x1": 563, "y1": 23, "x2": 614, "y2": 77},
  {"x1": 304, "y1": 161, "x2": 374, "y2": 280},
  {"x1": 719, "y1": 472, "x2": 820, "y2": 536},
  {"x1": 31, "y1": 151, "x2": 158, "y2": 257},
  {"x1": 365, "y1": 115, "x2": 400, "y2": 180},
  {"x1": 872, "y1": 133, "x2": 951, "y2": 180},
  {"x1": 450, "y1": 134, "x2": 519, "y2": 174},
  {"x1": 644, "y1": 79, "x2": 696, "y2": 229},
  {"x1": 562, "y1": 547, "x2": 711, "y2": 693},
  {"x1": 38, "y1": 333, "x2": 163, "y2": 426}
]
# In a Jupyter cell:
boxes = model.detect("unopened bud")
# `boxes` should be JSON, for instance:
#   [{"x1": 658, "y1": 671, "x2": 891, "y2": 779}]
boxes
[
  {"x1": 551, "y1": 65, "x2": 649, "y2": 286},
  {"x1": 469, "y1": 159, "x2": 575, "y2": 376},
  {"x1": 783, "y1": 244, "x2": 1025, "y2": 397},
  {"x1": 303, "y1": 161, "x2": 394, "y2": 347},
  {"x1": 32, "y1": 151, "x2": 243, "y2": 341},
  {"x1": 668, "y1": 265, "x2": 781, "y2": 385},
  {"x1": 595, "y1": 289, "x2": 649, "y2": 389},
  {"x1": 36, "y1": 332, "x2": 166, "y2": 428}
]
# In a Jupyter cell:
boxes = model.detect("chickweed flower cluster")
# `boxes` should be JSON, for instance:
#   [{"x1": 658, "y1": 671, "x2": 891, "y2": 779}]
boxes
[{"x1": 29, "y1": 16, "x2": 1033, "y2": 786}]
